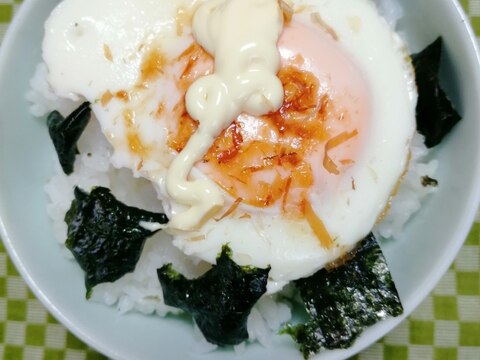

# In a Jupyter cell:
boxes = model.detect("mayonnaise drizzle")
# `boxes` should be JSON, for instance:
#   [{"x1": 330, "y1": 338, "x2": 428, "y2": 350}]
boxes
[{"x1": 166, "y1": 0, "x2": 285, "y2": 230}]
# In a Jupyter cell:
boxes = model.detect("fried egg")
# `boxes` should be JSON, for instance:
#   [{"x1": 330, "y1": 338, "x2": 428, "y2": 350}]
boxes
[{"x1": 43, "y1": 0, "x2": 417, "y2": 292}]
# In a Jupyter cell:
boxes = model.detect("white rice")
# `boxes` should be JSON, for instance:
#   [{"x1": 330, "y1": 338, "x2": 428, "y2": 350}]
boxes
[
  {"x1": 374, "y1": 133, "x2": 438, "y2": 239},
  {"x1": 26, "y1": 63, "x2": 81, "y2": 118},
  {"x1": 28, "y1": 0, "x2": 435, "y2": 352}
]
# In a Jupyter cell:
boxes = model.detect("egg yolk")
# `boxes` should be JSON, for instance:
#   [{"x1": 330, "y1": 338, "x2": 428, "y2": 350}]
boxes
[{"x1": 161, "y1": 21, "x2": 371, "y2": 217}]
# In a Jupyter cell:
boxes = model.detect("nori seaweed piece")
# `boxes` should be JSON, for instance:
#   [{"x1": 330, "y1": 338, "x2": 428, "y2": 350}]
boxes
[
  {"x1": 282, "y1": 234, "x2": 403, "y2": 359},
  {"x1": 65, "y1": 186, "x2": 168, "y2": 298},
  {"x1": 47, "y1": 102, "x2": 91, "y2": 175},
  {"x1": 412, "y1": 37, "x2": 462, "y2": 148},
  {"x1": 157, "y1": 245, "x2": 270, "y2": 346},
  {"x1": 421, "y1": 175, "x2": 439, "y2": 187}
]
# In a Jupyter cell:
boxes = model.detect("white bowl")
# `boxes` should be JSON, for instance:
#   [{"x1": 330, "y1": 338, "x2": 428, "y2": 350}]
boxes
[{"x1": 0, "y1": 0, "x2": 479, "y2": 359}]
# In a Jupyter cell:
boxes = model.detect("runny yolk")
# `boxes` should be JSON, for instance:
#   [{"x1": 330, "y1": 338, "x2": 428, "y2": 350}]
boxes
[{"x1": 167, "y1": 21, "x2": 370, "y2": 217}]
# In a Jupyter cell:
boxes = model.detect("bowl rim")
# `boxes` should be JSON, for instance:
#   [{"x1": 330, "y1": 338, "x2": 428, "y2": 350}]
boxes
[{"x1": 0, "y1": 0, "x2": 479, "y2": 359}]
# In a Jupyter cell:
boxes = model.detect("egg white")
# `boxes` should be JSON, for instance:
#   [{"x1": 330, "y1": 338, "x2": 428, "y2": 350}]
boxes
[{"x1": 43, "y1": 0, "x2": 416, "y2": 293}]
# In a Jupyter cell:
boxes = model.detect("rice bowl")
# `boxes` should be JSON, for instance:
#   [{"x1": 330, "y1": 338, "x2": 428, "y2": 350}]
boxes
[{"x1": 2, "y1": 0, "x2": 478, "y2": 357}]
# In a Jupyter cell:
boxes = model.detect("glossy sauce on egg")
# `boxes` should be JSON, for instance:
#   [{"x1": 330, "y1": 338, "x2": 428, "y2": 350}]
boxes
[{"x1": 196, "y1": 22, "x2": 370, "y2": 216}]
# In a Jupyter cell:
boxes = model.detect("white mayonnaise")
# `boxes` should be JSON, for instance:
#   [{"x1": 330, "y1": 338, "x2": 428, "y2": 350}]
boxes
[{"x1": 166, "y1": 0, "x2": 285, "y2": 230}]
